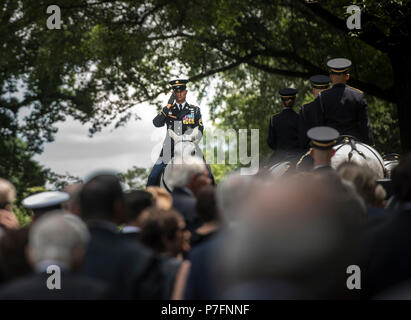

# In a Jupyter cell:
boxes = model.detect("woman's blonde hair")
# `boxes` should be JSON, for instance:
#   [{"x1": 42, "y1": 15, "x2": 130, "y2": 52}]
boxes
[
  {"x1": 0, "y1": 178, "x2": 16, "y2": 209},
  {"x1": 337, "y1": 162, "x2": 384, "y2": 207}
]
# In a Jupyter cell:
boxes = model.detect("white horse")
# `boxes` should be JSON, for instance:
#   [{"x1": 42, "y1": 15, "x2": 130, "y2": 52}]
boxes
[
  {"x1": 160, "y1": 127, "x2": 202, "y2": 192},
  {"x1": 271, "y1": 136, "x2": 387, "y2": 179},
  {"x1": 331, "y1": 136, "x2": 385, "y2": 179},
  {"x1": 268, "y1": 161, "x2": 292, "y2": 177}
]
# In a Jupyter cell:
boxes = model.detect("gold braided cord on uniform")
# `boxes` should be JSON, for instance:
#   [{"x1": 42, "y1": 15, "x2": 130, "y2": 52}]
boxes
[
  {"x1": 296, "y1": 149, "x2": 312, "y2": 168},
  {"x1": 270, "y1": 112, "x2": 280, "y2": 126},
  {"x1": 347, "y1": 85, "x2": 363, "y2": 93},
  {"x1": 311, "y1": 83, "x2": 329, "y2": 87},
  {"x1": 171, "y1": 83, "x2": 186, "y2": 87},
  {"x1": 280, "y1": 95, "x2": 296, "y2": 98},
  {"x1": 330, "y1": 68, "x2": 349, "y2": 73},
  {"x1": 312, "y1": 140, "x2": 337, "y2": 148}
]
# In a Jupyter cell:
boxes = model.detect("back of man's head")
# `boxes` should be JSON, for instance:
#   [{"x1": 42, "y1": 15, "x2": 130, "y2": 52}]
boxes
[
  {"x1": 0, "y1": 178, "x2": 16, "y2": 210},
  {"x1": 80, "y1": 174, "x2": 125, "y2": 223},
  {"x1": 125, "y1": 190, "x2": 154, "y2": 223},
  {"x1": 28, "y1": 211, "x2": 90, "y2": 270},
  {"x1": 216, "y1": 172, "x2": 255, "y2": 224},
  {"x1": 219, "y1": 173, "x2": 363, "y2": 298},
  {"x1": 281, "y1": 98, "x2": 295, "y2": 108},
  {"x1": 62, "y1": 183, "x2": 83, "y2": 216},
  {"x1": 169, "y1": 156, "x2": 206, "y2": 189},
  {"x1": 330, "y1": 72, "x2": 349, "y2": 85},
  {"x1": 392, "y1": 153, "x2": 411, "y2": 202}
]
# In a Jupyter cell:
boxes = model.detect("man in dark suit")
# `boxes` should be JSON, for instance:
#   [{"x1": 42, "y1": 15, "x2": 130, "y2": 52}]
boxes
[
  {"x1": 0, "y1": 212, "x2": 106, "y2": 300},
  {"x1": 120, "y1": 190, "x2": 154, "y2": 242},
  {"x1": 307, "y1": 126, "x2": 340, "y2": 172},
  {"x1": 147, "y1": 79, "x2": 213, "y2": 186},
  {"x1": 366, "y1": 154, "x2": 411, "y2": 297},
  {"x1": 267, "y1": 88, "x2": 301, "y2": 165},
  {"x1": 79, "y1": 173, "x2": 164, "y2": 299},
  {"x1": 315, "y1": 58, "x2": 374, "y2": 145}
]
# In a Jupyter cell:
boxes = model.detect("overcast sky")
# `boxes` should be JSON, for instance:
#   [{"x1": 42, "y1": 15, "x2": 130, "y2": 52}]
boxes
[{"x1": 33, "y1": 91, "x2": 212, "y2": 180}]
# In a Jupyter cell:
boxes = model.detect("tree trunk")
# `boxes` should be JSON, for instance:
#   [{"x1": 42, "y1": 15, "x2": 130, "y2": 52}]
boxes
[{"x1": 390, "y1": 48, "x2": 411, "y2": 153}]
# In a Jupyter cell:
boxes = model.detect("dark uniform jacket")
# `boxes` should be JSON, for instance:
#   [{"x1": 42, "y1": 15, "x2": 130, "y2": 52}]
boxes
[
  {"x1": 365, "y1": 205, "x2": 411, "y2": 297},
  {"x1": 153, "y1": 102, "x2": 203, "y2": 163},
  {"x1": 267, "y1": 108, "x2": 301, "y2": 163},
  {"x1": 313, "y1": 83, "x2": 374, "y2": 145},
  {"x1": 299, "y1": 100, "x2": 322, "y2": 150}
]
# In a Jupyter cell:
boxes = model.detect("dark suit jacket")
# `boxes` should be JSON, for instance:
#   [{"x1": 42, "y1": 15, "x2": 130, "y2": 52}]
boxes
[
  {"x1": 366, "y1": 206, "x2": 411, "y2": 296},
  {"x1": 82, "y1": 223, "x2": 164, "y2": 299},
  {"x1": 0, "y1": 272, "x2": 107, "y2": 300},
  {"x1": 120, "y1": 231, "x2": 141, "y2": 242},
  {"x1": 185, "y1": 235, "x2": 221, "y2": 300},
  {"x1": 171, "y1": 187, "x2": 200, "y2": 232}
]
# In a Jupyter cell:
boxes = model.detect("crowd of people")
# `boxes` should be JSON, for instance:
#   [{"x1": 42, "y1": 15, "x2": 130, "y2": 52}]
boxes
[{"x1": 1, "y1": 151, "x2": 411, "y2": 300}]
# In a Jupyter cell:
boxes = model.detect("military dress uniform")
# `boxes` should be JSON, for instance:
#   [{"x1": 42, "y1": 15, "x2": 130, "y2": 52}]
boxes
[
  {"x1": 153, "y1": 101, "x2": 204, "y2": 162},
  {"x1": 22, "y1": 191, "x2": 70, "y2": 219},
  {"x1": 316, "y1": 58, "x2": 374, "y2": 145},
  {"x1": 299, "y1": 75, "x2": 331, "y2": 150},
  {"x1": 147, "y1": 79, "x2": 212, "y2": 186},
  {"x1": 267, "y1": 88, "x2": 301, "y2": 164}
]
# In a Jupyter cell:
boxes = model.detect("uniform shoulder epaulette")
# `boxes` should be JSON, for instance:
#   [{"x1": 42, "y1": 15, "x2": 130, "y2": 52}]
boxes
[
  {"x1": 319, "y1": 87, "x2": 331, "y2": 95},
  {"x1": 347, "y1": 85, "x2": 363, "y2": 93},
  {"x1": 270, "y1": 112, "x2": 281, "y2": 126}
]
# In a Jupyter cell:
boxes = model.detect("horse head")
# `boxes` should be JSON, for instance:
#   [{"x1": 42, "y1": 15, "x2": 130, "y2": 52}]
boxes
[
  {"x1": 161, "y1": 127, "x2": 203, "y2": 192},
  {"x1": 168, "y1": 127, "x2": 201, "y2": 159}
]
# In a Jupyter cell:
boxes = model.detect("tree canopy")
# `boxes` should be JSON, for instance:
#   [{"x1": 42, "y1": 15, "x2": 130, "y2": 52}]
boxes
[{"x1": 1, "y1": 0, "x2": 409, "y2": 194}]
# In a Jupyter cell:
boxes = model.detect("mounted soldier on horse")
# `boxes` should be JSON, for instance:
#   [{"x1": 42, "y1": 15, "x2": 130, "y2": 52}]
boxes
[{"x1": 147, "y1": 78, "x2": 214, "y2": 189}]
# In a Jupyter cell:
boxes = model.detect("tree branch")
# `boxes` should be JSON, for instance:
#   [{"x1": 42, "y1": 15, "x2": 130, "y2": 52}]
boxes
[
  {"x1": 147, "y1": 32, "x2": 192, "y2": 41},
  {"x1": 192, "y1": 33, "x2": 393, "y2": 102},
  {"x1": 189, "y1": 55, "x2": 256, "y2": 82},
  {"x1": 297, "y1": 0, "x2": 390, "y2": 53},
  {"x1": 246, "y1": 60, "x2": 393, "y2": 102},
  {"x1": 136, "y1": 3, "x2": 168, "y2": 26},
  {"x1": 246, "y1": 61, "x2": 313, "y2": 78}
]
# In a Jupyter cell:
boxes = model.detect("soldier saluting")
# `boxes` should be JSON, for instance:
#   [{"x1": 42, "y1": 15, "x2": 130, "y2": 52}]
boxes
[
  {"x1": 147, "y1": 79, "x2": 211, "y2": 186},
  {"x1": 316, "y1": 58, "x2": 374, "y2": 145}
]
